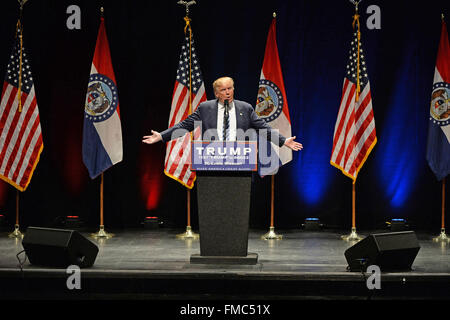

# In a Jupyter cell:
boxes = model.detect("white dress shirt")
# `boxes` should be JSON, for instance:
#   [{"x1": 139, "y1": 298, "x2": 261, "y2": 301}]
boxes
[{"x1": 217, "y1": 101, "x2": 237, "y2": 141}]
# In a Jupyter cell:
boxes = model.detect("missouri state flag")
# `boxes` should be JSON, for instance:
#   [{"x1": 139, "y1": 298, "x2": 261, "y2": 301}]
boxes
[
  {"x1": 83, "y1": 16, "x2": 122, "y2": 179},
  {"x1": 426, "y1": 18, "x2": 450, "y2": 181},
  {"x1": 256, "y1": 16, "x2": 292, "y2": 176}
]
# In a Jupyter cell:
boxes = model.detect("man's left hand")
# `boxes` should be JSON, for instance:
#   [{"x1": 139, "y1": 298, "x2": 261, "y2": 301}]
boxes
[{"x1": 284, "y1": 136, "x2": 303, "y2": 151}]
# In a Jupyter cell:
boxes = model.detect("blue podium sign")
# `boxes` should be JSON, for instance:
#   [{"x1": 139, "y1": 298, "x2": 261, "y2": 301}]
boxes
[{"x1": 191, "y1": 141, "x2": 257, "y2": 171}]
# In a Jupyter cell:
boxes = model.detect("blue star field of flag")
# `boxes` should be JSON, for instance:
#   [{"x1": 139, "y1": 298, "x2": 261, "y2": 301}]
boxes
[
  {"x1": 176, "y1": 36, "x2": 204, "y2": 94},
  {"x1": 5, "y1": 35, "x2": 33, "y2": 94},
  {"x1": 346, "y1": 32, "x2": 369, "y2": 88}
]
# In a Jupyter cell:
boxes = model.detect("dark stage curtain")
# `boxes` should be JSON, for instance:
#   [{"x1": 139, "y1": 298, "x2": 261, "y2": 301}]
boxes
[{"x1": 0, "y1": 0, "x2": 447, "y2": 231}]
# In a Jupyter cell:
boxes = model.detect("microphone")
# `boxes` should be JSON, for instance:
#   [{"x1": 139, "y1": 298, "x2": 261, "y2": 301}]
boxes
[{"x1": 224, "y1": 99, "x2": 229, "y2": 115}]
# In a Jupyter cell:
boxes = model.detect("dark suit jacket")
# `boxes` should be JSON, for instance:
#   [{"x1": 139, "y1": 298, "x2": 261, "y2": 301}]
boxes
[{"x1": 160, "y1": 99, "x2": 286, "y2": 147}]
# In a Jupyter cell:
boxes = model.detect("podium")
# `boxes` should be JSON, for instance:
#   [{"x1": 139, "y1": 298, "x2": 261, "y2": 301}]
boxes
[{"x1": 190, "y1": 141, "x2": 258, "y2": 265}]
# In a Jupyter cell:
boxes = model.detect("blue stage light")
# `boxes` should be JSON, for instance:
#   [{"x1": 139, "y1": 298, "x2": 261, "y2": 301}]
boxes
[
  {"x1": 291, "y1": 124, "x2": 334, "y2": 206},
  {"x1": 375, "y1": 47, "x2": 422, "y2": 209}
]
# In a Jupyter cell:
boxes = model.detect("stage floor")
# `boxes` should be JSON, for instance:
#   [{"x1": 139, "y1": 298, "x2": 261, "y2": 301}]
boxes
[{"x1": 0, "y1": 227, "x2": 449, "y2": 303}]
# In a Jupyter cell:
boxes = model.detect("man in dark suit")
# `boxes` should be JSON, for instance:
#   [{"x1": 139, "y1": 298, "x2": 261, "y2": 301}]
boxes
[{"x1": 142, "y1": 76, "x2": 303, "y2": 152}]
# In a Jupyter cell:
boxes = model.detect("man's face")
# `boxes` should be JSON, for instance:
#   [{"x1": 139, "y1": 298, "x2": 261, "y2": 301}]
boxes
[{"x1": 215, "y1": 79, "x2": 234, "y2": 104}]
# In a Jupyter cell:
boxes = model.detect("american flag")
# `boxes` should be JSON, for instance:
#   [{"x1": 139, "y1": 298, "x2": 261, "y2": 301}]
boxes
[
  {"x1": 330, "y1": 26, "x2": 377, "y2": 182},
  {"x1": 164, "y1": 32, "x2": 206, "y2": 189},
  {"x1": 0, "y1": 23, "x2": 43, "y2": 191}
]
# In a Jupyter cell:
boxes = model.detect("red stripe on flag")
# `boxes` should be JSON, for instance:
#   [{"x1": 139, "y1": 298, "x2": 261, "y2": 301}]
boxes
[
  {"x1": 169, "y1": 84, "x2": 188, "y2": 127},
  {"x1": 0, "y1": 93, "x2": 24, "y2": 166},
  {"x1": 331, "y1": 80, "x2": 355, "y2": 157},
  {"x1": 341, "y1": 90, "x2": 373, "y2": 169},
  {"x1": 1, "y1": 83, "x2": 8, "y2": 100},
  {"x1": 0, "y1": 86, "x2": 18, "y2": 127},
  {"x1": 354, "y1": 127, "x2": 376, "y2": 169},
  {"x1": 167, "y1": 132, "x2": 191, "y2": 177},
  {"x1": 342, "y1": 110, "x2": 356, "y2": 169},
  {"x1": 12, "y1": 113, "x2": 41, "y2": 183},
  {"x1": 18, "y1": 131, "x2": 43, "y2": 188},
  {"x1": 354, "y1": 102, "x2": 373, "y2": 146},
  {"x1": 164, "y1": 140, "x2": 176, "y2": 169},
  {"x1": 334, "y1": 88, "x2": 356, "y2": 165},
  {"x1": 3, "y1": 96, "x2": 36, "y2": 177}
]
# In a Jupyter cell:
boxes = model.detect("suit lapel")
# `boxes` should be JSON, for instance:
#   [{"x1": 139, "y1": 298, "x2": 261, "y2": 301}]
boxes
[
  {"x1": 203, "y1": 100, "x2": 219, "y2": 140},
  {"x1": 211, "y1": 100, "x2": 218, "y2": 128},
  {"x1": 234, "y1": 100, "x2": 246, "y2": 130}
]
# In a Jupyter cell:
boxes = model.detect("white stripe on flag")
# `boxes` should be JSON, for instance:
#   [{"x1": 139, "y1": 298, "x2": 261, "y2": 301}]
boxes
[
  {"x1": 93, "y1": 111, "x2": 123, "y2": 165},
  {"x1": 0, "y1": 93, "x2": 21, "y2": 172},
  {"x1": 0, "y1": 85, "x2": 13, "y2": 118},
  {"x1": 169, "y1": 83, "x2": 187, "y2": 125},
  {"x1": 8, "y1": 90, "x2": 39, "y2": 176},
  {"x1": 15, "y1": 120, "x2": 41, "y2": 184},
  {"x1": 331, "y1": 80, "x2": 356, "y2": 163}
]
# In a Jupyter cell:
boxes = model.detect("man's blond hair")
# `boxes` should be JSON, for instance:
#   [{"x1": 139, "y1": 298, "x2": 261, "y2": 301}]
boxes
[{"x1": 213, "y1": 77, "x2": 234, "y2": 93}]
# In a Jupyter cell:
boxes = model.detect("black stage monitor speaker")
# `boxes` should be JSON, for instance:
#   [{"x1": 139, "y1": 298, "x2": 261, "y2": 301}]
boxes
[
  {"x1": 22, "y1": 227, "x2": 99, "y2": 268},
  {"x1": 344, "y1": 231, "x2": 420, "y2": 272}
]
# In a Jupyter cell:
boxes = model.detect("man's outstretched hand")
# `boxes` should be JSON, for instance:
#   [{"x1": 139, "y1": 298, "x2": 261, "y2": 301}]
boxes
[
  {"x1": 284, "y1": 136, "x2": 303, "y2": 151},
  {"x1": 142, "y1": 130, "x2": 162, "y2": 144}
]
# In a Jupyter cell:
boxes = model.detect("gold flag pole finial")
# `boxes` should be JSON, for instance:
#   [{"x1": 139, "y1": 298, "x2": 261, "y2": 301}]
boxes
[
  {"x1": 18, "y1": 0, "x2": 28, "y2": 11},
  {"x1": 350, "y1": 0, "x2": 362, "y2": 101},
  {"x1": 16, "y1": 0, "x2": 29, "y2": 113},
  {"x1": 177, "y1": 0, "x2": 196, "y2": 18},
  {"x1": 349, "y1": 0, "x2": 362, "y2": 11}
]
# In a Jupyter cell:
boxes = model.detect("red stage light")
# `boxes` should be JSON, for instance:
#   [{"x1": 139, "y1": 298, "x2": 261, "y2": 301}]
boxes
[{"x1": 138, "y1": 145, "x2": 164, "y2": 211}]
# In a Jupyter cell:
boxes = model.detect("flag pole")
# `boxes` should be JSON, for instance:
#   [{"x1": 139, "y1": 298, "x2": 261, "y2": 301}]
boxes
[
  {"x1": 8, "y1": 190, "x2": 23, "y2": 238},
  {"x1": 342, "y1": 182, "x2": 362, "y2": 241},
  {"x1": 8, "y1": 3, "x2": 27, "y2": 239},
  {"x1": 89, "y1": 7, "x2": 114, "y2": 240},
  {"x1": 176, "y1": 0, "x2": 199, "y2": 240},
  {"x1": 433, "y1": 177, "x2": 449, "y2": 242},
  {"x1": 90, "y1": 158, "x2": 114, "y2": 239},
  {"x1": 260, "y1": 12, "x2": 282, "y2": 240},
  {"x1": 176, "y1": 189, "x2": 198, "y2": 239},
  {"x1": 432, "y1": 15, "x2": 449, "y2": 243},
  {"x1": 341, "y1": 2, "x2": 364, "y2": 242},
  {"x1": 261, "y1": 175, "x2": 282, "y2": 240}
]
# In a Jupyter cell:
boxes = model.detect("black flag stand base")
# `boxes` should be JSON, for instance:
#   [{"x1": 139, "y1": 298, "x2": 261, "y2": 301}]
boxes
[
  {"x1": 8, "y1": 224, "x2": 24, "y2": 239},
  {"x1": 433, "y1": 228, "x2": 450, "y2": 243}
]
